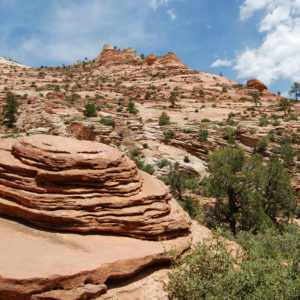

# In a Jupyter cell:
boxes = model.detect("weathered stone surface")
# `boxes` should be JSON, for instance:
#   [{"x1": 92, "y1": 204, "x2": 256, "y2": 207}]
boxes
[
  {"x1": 98, "y1": 221, "x2": 241, "y2": 300},
  {"x1": 0, "y1": 134, "x2": 192, "y2": 299},
  {"x1": 46, "y1": 92, "x2": 65, "y2": 99},
  {"x1": 96, "y1": 46, "x2": 142, "y2": 67},
  {"x1": 246, "y1": 78, "x2": 267, "y2": 91},
  {"x1": 0, "y1": 135, "x2": 190, "y2": 240},
  {"x1": 0, "y1": 216, "x2": 191, "y2": 300},
  {"x1": 144, "y1": 54, "x2": 158, "y2": 66},
  {"x1": 157, "y1": 52, "x2": 187, "y2": 69}
]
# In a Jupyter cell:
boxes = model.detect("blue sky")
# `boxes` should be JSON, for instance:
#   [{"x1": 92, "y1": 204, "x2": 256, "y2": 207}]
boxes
[{"x1": 0, "y1": 0, "x2": 299, "y2": 96}]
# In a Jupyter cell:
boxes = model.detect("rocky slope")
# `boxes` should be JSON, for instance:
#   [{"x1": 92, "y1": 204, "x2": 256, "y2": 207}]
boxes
[
  {"x1": 1, "y1": 44, "x2": 298, "y2": 193},
  {"x1": 0, "y1": 44, "x2": 299, "y2": 299}
]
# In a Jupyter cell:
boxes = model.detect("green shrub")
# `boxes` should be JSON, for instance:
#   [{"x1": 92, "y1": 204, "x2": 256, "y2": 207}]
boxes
[
  {"x1": 222, "y1": 127, "x2": 236, "y2": 140},
  {"x1": 199, "y1": 89, "x2": 205, "y2": 97},
  {"x1": 157, "y1": 159, "x2": 170, "y2": 169},
  {"x1": 184, "y1": 155, "x2": 190, "y2": 163},
  {"x1": 198, "y1": 129, "x2": 208, "y2": 142},
  {"x1": 100, "y1": 117, "x2": 115, "y2": 127},
  {"x1": 227, "y1": 136, "x2": 235, "y2": 144},
  {"x1": 272, "y1": 119, "x2": 281, "y2": 126},
  {"x1": 207, "y1": 146, "x2": 296, "y2": 233},
  {"x1": 164, "y1": 130, "x2": 176, "y2": 141},
  {"x1": 201, "y1": 118, "x2": 210, "y2": 123},
  {"x1": 232, "y1": 83, "x2": 243, "y2": 88},
  {"x1": 84, "y1": 103, "x2": 97, "y2": 117},
  {"x1": 132, "y1": 156, "x2": 155, "y2": 175},
  {"x1": 159, "y1": 112, "x2": 171, "y2": 126},
  {"x1": 256, "y1": 136, "x2": 269, "y2": 154},
  {"x1": 183, "y1": 128, "x2": 194, "y2": 134},
  {"x1": 259, "y1": 116, "x2": 269, "y2": 127},
  {"x1": 183, "y1": 196, "x2": 201, "y2": 219},
  {"x1": 127, "y1": 100, "x2": 138, "y2": 114},
  {"x1": 167, "y1": 227, "x2": 300, "y2": 300}
]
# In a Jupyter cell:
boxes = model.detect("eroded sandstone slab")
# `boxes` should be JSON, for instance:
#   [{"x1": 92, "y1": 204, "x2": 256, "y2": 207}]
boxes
[
  {"x1": 0, "y1": 134, "x2": 191, "y2": 299},
  {"x1": 0, "y1": 217, "x2": 191, "y2": 299},
  {"x1": 0, "y1": 135, "x2": 190, "y2": 240}
]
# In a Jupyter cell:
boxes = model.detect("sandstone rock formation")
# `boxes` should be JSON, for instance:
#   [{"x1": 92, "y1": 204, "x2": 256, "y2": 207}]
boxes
[
  {"x1": 0, "y1": 134, "x2": 190, "y2": 239},
  {"x1": 246, "y1": 78, "x2": 267, "y2": 91},
  {"x1": 95, "y1": 44, "x2": 186, "y2": 69},
  {"x1": 144, "y1": 54, "x2": 158, "y2": 66},
  {"x1": 96, "y1": 44, "x2": 142, "y2": 66},
  {"x1": 0, "y1": 134, "x2": 191, "y2": 299},
  {"x1": 46, "y1": 91, "x2": 65, "y2": 99},
  {"x1": 157, "y1": 52, "x2": 187, "y2": 69},
  {"x1": 0, "y1": 215, "x2": 191, "y2": 300}
]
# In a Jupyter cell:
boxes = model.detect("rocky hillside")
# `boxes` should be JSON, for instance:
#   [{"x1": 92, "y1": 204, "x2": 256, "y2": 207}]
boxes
[
  {"x1": 0, "y1": 44, "x2": 299, "y2": 195},
  {"x1": 0, "y1": 44, "x2": 299, "y2": 299}
]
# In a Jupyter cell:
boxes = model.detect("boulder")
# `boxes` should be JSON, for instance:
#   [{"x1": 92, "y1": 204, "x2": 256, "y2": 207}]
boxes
[
  {"x1": 144, "y1": 54, "x2": 158, "y2": 66},
  {"x1": 246, "y1": 79, "x2": 267, "y2": 91},
  {"x1": 0, "y1": 134, "x2": 191, "y2": 299},
  {"x1": 0, "y1": 134, "x2": 190, "y2": 239}
]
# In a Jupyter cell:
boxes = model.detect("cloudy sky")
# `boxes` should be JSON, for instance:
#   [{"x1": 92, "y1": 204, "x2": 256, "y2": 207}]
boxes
[{"x1": 0, "y1": 0, "x2": 299, "y2": 95}]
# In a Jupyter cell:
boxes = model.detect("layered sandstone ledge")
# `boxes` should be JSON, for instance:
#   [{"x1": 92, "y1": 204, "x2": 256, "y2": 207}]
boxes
[
  {"x1": 0, "y1": 216, "x2": 191, "y2": 300},
  {"x1": 0, "y1": 134, "x2": 192, "y2": 299},
  {"x1": 0, "y1": 134, "x2": 190, "y2": 239}
]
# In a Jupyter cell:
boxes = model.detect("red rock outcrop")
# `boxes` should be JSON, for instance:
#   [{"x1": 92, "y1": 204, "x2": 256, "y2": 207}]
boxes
[
  {"x1": 96, "y1": 44, "x2": 142, "y2": 67},
  {"x1": 0, "y1": 134, "x2": 190, "y2": 240},
  {"x1": 0, "y1": 134, "x2": 192, "y2": 299},
  {"x1": 246, "y1": 78, "x2": 267, "y2": 91},
  {"x1": 46, "y1": 92, "x2": 65, "y2": 99},
  {"x1": 95, "y1": 44, "x2": 186, "y2": 69},
  {"x1": 0, "y1": 215, "x2": 191, "y2": 300},
  {"x1": 157, "y1": 52, "x2": 187, "y2": 69},
  {"x1": 144, "y1": 54, "x2": 158, "y2": 66}
]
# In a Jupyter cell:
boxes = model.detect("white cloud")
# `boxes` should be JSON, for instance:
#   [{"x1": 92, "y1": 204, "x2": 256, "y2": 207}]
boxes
[
  {"x1": 167, "y1": 9, "x2": 177, "y2": 21},
  {"x1": 235, "y1": 0, "x2": 300, "y2": 85},
  {"x1": 211, "y1": 58, "x2": 232, "y2": 67},
  {"x1": 149, "y1": 0, "x2": 172, "y2": 10},
  {"x1": 240, "y1": 0, "x2": 271, "y2": 20},
  {"x1": 13, "y1": 0, "x2": 157, "y2": 65}
]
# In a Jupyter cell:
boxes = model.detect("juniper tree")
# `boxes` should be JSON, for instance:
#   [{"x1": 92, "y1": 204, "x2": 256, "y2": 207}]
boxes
[
  {"x1": 2, "y1": 92, "x2": 19, "y2": 127},
  {"x1": 207, "y1": 146, "x2": 296, "y2": 234}
]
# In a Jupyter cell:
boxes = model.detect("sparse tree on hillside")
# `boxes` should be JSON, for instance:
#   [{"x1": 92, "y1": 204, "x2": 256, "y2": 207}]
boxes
[
  {"x1": 2, "y1": 92, "x2": 19, "y2": 127},
  {"x1": 249, "y1": 91, "x2": 260, "y2": 108},
  {"x1": 127, "y1": 100, "x2": 138, "y2": 114},
  {"x1": 158, "y1": 111, "x2": 171, "y2": 126},
  {"x1": 169, "y1": 91, "x2": 177, "y2": 108},
  {"x1": 279, "y1": 98, "x2": 292, "y2": 115},
  {"x1": 289, "y1": 82, "x2": 300, "y2": 101}
]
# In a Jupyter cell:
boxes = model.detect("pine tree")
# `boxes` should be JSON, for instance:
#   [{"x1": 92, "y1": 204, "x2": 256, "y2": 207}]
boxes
[{"x1": 289, "y1": 82, "x2": 300, "y2": 101}]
